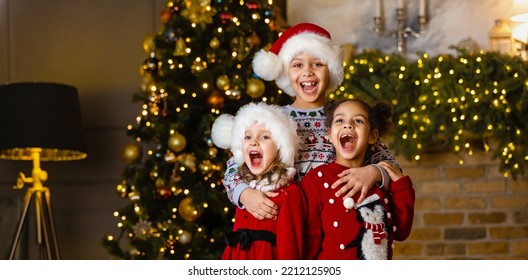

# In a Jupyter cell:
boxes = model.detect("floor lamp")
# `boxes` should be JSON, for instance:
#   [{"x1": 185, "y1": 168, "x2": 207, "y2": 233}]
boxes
[{"x1": 0, "y1": 82, "x2": 87, "y2": 260}]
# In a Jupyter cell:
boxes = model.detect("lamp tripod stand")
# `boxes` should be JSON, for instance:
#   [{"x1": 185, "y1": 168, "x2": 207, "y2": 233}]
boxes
[
  {"x1": 0, "y1": 82, "x2": 87, "y2": 259},
  {"x1": 9, "y1": 148, "x2": 60, "y2": 260}
]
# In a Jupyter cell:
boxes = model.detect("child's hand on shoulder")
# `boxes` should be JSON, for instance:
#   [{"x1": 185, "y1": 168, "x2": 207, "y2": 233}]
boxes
[
  {"x1": 240, "y1": 188, "x2": 278, "y2": 220},
  {"x1": 378, "y1": 161, "x2": 404, "y2": 181}
]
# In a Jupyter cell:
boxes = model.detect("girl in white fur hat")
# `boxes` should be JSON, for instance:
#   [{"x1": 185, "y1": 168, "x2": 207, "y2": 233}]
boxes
[
  {"x1": 212, "y1": 102, "x2": 305, "y2": 259},
  {"x1": 222, "y1": 22, "x2": 400, "y2": 221}
]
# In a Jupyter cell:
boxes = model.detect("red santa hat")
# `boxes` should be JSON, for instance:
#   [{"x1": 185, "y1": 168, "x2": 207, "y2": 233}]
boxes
[
  {"x1": 211, "y1": 102, "x2": 299, "y2": 167},
  {"x1": 252, "y1": 22, "x2": 344, "y2": 97}
]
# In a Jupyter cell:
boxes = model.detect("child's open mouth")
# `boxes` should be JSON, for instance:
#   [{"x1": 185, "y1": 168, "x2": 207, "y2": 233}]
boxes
[
  {"x1": 249, "y1": 151, "x2": 263, "y2": 166},
  {"x1": 340, "y1": 134, "x2": 357, "y2": 151},
  {"x1": 301, "y1": 82, "x2": 317, "y2": 92}
]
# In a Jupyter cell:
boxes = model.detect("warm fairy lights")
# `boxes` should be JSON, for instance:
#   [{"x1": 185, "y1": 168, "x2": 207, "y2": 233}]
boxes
[{"x1": 336, "y1": 50, "x2": 527, "y2": 179}]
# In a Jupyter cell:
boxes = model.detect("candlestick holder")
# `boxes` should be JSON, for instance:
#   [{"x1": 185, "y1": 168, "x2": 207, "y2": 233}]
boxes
[
  {"x1": 374, "y1": 16, "x2": 383, "y2": 33},
  {"x1": 374, "y1": 7, "x2": 427, "y2": 53}
]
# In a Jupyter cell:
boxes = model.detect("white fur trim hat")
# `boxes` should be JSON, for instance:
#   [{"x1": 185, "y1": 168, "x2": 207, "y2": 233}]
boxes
[
  {"x1": 252, "y1": 22, "x2": 344, "y2": 97},
  {"x1": 211, "y1": 102, "x2": 299, "y2": 167}
]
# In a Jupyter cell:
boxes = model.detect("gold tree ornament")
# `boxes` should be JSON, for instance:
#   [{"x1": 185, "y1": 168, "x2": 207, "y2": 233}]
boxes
[
  {"x1": 179, "y1": 230, "x2": 192, "y2": 244},
  {"x1": 246, "y1": 78, "x2": 265, "y2": 98},
  {"x1": 178, "y1": 197, "x2": 201, "y2": 222},
  {"x1": 215, "y1": 74, "x2": 230, "y2": 90},
  {"x1": 168, "y1": 132, "x2": 187, "y2": 152},
  {"x1": 209, "y1": 37, "x2": 220, "y2": 49},
  {"x1": 173, "y1": 37, "x2": 187, "y2": 56},
  {"x1": 142, "y1": 34, "x2": 157, "y2": 53},
  {"x1": 121, "y1": 142, "x2": 142, "y2": 164}
]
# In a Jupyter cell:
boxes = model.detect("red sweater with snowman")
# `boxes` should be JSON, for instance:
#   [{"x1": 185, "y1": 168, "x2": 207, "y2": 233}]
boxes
[{"x1": 300, "y1": 162, "x2": 415, "y2": 260}]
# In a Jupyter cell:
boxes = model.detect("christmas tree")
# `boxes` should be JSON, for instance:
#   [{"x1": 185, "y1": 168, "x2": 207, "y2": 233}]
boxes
[{"x1": 102, "y1": 0, "x2": 290, "y2": 259}]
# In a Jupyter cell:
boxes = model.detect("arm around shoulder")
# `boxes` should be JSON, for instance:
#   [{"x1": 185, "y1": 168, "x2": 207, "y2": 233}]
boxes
[{"x1": 223, "y1": 157, "x2": 250, "y2": 208}]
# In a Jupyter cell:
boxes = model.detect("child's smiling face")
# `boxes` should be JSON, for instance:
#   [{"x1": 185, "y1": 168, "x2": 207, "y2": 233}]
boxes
[
  {"x1": 288, "y1": 53, "x2": 329, "y2": 109},
  {"x1": 242, "y1": 123, "x2": 279, "y2": 176},
  {"x1": 328, "y1": 100, "x2": 378, "y2": 168}
]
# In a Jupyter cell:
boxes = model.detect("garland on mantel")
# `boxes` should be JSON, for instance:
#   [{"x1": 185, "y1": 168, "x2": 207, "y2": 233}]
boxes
[{"x1": 332, "y1": 49, "x2": 528, "y2": 179}]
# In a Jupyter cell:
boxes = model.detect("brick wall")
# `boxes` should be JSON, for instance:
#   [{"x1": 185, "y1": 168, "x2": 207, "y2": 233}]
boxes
[{"x1": 391, "y1": 148, "x2": 528, "y2": 260}]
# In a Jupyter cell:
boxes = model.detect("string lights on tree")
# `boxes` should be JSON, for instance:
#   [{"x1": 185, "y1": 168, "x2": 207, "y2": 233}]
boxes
[{"x1": 102, "y1": 0, "x2": 289, "y2": 260}]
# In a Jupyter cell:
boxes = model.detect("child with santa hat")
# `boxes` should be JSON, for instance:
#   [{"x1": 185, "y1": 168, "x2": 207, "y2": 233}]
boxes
[{"x1": 212, "y1": 102, "x2": 305, "y2": 259}]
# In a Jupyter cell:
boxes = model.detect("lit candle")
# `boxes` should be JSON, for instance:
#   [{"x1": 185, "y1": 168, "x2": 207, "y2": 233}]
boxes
[
  {"x1": 397, "y1": 0, "x2": 404, "y2": 9},
  {"x1": 375, "y1": 0, "x2": 382, "y2": 17},
  {"x1": 419, "y1": 0, "x2": 425, "y2": 16}
]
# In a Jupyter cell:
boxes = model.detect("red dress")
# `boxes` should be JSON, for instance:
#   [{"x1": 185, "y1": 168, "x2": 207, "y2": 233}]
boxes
[
  {"x1": 301, "y1": 163, "x2": 415, "y2": 260},
  {"x1": 221, "y1": 182, "x2": 306, "y2": 260}
]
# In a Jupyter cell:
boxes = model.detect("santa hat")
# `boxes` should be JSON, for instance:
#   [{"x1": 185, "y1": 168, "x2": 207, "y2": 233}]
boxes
[
  {"x1": 252, "y1": 22, "x2": 344, "y2": 97},
  {"x1": 211, "y1": 102, "x2": 299, "y2": 167}
]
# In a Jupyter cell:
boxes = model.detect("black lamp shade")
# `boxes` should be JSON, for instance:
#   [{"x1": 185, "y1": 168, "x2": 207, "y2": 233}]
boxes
[{"x1": 0, "y1": 82, "x2": 87, "y2": 161}]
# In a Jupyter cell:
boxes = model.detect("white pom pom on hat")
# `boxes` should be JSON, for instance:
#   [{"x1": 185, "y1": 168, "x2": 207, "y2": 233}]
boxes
[
  {"x1": 210, "y1": 102, "x2": 299, "y2": 167},
  {"x1": 251, "y1": 22, "x2": 344, "y2": 97},
  {"x1": 210, "y1": 114, "x2": 234, "y2": 149},
  {"x1": 252, "y1": 49, "x2": 282, "y2": 81}
]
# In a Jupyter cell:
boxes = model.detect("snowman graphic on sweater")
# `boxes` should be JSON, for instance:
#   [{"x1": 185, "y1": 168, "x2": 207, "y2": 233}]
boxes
[{"x1": 344, "y1": 194, "x2": 388, "y2": 260}]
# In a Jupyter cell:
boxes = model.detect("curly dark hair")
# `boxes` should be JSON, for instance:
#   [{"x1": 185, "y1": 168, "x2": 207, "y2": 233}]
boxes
[{"x1": 323, "y1": 98, "x2": 392, "y2": 137}]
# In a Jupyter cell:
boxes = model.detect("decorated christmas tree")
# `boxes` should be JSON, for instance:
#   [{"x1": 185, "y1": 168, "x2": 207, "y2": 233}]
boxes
[{"x1": 102, "y1": 0, "x2": 290, "y2": 259}]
